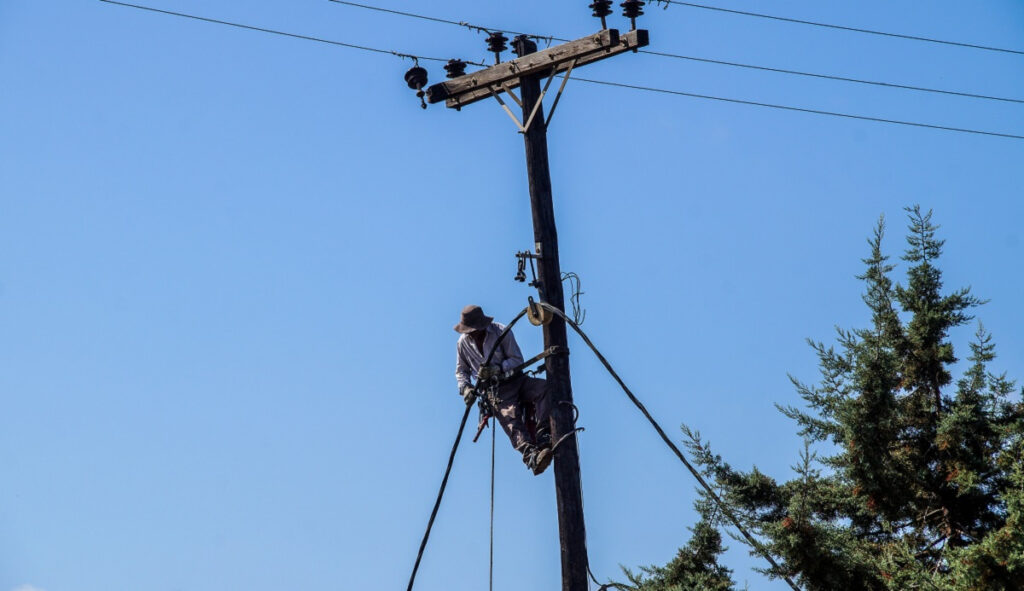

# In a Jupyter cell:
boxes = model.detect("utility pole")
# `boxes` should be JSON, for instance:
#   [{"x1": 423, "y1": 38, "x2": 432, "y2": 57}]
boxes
[
  {"x1": 515, "y1": 34, "x2": 587, "y2": 591},
  {"x1": 421, "y1": 17, "x2": 649, "y2": 591}
]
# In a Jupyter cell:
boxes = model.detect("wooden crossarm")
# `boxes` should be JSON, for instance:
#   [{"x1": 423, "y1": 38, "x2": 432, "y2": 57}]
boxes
[
  {"x1": 439, "y1": 29, "x2": 649, "y2": 109},
  {"x1": 426, "y1": 29, "x2": 648, "y2": 109}
]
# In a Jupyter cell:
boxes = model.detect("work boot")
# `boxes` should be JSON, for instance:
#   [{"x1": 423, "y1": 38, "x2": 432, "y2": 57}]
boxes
[
  {"x1": 531, "y1": 446, "x2": 553, "y2": 475},
  {"x1": 522, "y1": 444, "x2": 553, "y2": 476}
]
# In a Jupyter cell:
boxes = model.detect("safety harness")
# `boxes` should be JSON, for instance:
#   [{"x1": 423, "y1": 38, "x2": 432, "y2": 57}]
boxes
[{"x1": 471, "y1": 344, "x2": 567, "y2": 443}]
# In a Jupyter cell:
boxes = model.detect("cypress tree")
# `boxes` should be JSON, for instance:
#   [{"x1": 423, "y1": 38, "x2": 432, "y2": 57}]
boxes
[
  {"x1": 624, "y1": 207, "x2": 1024, "y2": 590},
  {"x1": 623, "y1": 497, "x2": 738, "y2": 591}
]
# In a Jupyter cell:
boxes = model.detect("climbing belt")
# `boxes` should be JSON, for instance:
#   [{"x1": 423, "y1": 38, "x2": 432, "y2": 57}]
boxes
[
  {"x1": 473, "y1": 344, "x2": 566, "y2": 444},
  {"x1": 407, "y1": 303, "x2": 802, "y2": 591}
]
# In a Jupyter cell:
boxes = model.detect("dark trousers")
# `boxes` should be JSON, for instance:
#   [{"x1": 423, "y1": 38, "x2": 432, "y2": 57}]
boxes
[{"x1": 491, "y1": 375, "x2": 550, "y2": 451}]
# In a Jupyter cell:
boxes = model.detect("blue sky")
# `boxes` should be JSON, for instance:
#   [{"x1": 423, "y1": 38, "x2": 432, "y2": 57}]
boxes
[{"x1": 2, "y1": 1, "x2": 1022, "y2": 590}]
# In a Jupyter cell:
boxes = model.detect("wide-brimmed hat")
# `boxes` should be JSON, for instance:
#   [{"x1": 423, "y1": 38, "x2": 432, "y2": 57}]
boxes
[{"x1": 454, "y1": 304, "x2": 493, "y2": 334}]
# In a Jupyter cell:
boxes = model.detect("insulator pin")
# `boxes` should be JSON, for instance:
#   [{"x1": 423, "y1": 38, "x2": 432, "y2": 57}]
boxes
[
  {"x1": 444, "y1": 59, "x2": 467, "y2": 79},
  {"x1": 589, "y1": 0, "x2": 613, "y2": 29},
  {"x1": 621, "y1": 0, "x2": 644, "y2": 29},
  {"x1": 404, "y1": 65, "x2": 429, "y2": 109},
  {"x1": 511, "y1": 34, "x2": 537, "y2": 58},
  {"x1": 486, "y1": 31, "x2": 508, "y2": 63}
]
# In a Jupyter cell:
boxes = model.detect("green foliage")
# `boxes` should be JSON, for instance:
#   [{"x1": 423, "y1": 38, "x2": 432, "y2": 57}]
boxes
[
  {"x1": 623, "y1": 207, "x2": 1024, "y2": 591},
  {"x1": 622, "y1": 498, "x2": 738, "y2": 591}
]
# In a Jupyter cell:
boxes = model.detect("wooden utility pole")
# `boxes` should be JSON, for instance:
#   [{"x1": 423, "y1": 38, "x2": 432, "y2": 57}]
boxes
[
  {"x1": 425, "y1": 27, "x2": 649, "y2": 591},
  {"x1": 515, "y1": 35, "x2": 588, "y2": 591}
]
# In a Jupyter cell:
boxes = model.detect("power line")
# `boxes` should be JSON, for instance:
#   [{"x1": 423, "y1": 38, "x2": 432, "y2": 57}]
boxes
[
  {"x1": 643, "y1": 50, "x2": 1024, "y2": 105},
  {"x1": 572, "y1": 77, "x2": 1024, "y2": 141},
  {"x1": 98, "y1": 0, "x2": 486, "y2": 66},
  {"x1": 328, "y1": 0, "x2": 1024, "y2": 106},
  {"x1": 97, "y1": 1, "x2": 1024, "y2": 141},
  {"x1": 658, "y1": 0, "x2": 1024, "y2": 56},
  {"x1": 327, "y1": 0, "x2": 564, "y2": 45}
]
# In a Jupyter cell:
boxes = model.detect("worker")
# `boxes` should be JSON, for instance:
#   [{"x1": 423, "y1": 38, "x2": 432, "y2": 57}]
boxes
[{"x1": 455, "y1": 304, "x2": 553, "y2": 475}]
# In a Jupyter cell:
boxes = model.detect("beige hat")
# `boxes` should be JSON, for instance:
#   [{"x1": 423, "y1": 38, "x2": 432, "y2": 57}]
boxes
[{"x1": 454, "y1": 305, "x2": 494, "y2": 334}]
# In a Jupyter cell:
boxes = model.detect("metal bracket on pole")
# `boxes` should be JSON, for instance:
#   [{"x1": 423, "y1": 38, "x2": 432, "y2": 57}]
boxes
[
  {"x1": 500, "y1": 81, "x2": 523, "y2": 108},
  {"x1": 519, "y1": 66, "x2": 560, "y2": 134},
  {"x1": 544, "y1": 58, "x2": 577, "y2": 130},
  {"x1": 490, "y1": 85, "x2": 527, "y2": 132},
  {"x1": 490, "y1": 63, "x2": 572, "y2": 134}
]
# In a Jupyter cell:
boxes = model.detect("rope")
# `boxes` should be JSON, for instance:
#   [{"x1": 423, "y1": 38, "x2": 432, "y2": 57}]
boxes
[
  {"x1": 481, "y1": 309, "x2": 531, "y2": 591},
  {"x1": 489, "y1": 420, "x2": 496, "y2": 591},
  {"x1": 407, "y1": 307, "x2": 530, "y2": 591},
  {"x1": 535, "y1": 302, "x2": 802, "y2": 591}
]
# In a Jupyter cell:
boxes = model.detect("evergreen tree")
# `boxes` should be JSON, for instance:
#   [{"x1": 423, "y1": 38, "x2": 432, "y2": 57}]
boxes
[
  {"x1": 623, "y1": 497, "x2": 738, "y2": 591},
  {"x1": 624, "y1": 207, "x2": 1024, "y2": 590}
]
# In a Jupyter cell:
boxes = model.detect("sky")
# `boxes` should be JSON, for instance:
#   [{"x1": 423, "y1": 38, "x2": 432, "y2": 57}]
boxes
[{"x1": 1, "y1": 1, "x2": 1022, "y2": 590}]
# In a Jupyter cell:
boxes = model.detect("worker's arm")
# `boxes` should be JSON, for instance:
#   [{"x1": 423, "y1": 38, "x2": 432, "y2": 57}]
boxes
[
  {"x1": 498, "y1": 329, "x2": 526, "y2": 374},
  {"x1": 455, "y1": 338, "x2": 475, "y2": 392}
]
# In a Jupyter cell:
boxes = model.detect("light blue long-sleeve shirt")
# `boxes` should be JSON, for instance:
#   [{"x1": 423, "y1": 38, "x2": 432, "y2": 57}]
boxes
[{"x1": 455, "y1": 322, "x2": 525, "y2": 391}]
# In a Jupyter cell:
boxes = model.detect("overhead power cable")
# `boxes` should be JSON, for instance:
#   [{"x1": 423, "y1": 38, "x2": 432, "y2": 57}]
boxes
[
  {"x1": 658, "y1": 0, "x2": 1024, "y2": 56},
  {"x1": 98, "y1": 1, "x2": 1024, "y2": 142},
  {"x1": 328, "y1": 0, "x2": 1024, "y2": 106},
  {"x1": 572, "y1": 77, "x2": 1024, "y2": 141},
  {"x1": 643, "y1": 50, "x2": 1024, "y2": 105},
  {"x1": 327, "y1": 0, "x2": 562, "y2": 45},
  {"x1": 98, "y1": 0, "x2": 486, "y2": 66}
]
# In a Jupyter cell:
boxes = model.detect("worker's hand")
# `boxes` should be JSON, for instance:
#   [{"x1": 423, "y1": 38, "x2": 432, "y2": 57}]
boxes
[
  {"x1": 477, "y1": 364, "x2": 502, "y2": 382},
  {"x1": 461, "y1": 384, "x2": 477, "y2": 405}
]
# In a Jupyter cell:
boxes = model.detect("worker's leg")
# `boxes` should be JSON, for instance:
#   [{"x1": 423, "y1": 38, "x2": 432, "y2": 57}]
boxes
[
  {"x1": 518, "y1": 377, "x2": 550, "y2": 442},
  {"x1": 514, "y1": 376, "x2": 553, "y2": 474},
  {"x1": 491, "y1": 377, "x2": 554, "y2": 475},
  {"x1": 491, "y1": 379, "x2": 533, "y2": 452}
]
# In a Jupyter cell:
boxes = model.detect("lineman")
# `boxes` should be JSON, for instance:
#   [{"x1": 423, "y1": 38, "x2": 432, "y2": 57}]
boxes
[{"x1": 454, "y1": 304, "x2": 553, "y2": 475}]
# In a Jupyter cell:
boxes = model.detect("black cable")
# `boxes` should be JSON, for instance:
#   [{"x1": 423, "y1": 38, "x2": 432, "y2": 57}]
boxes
[
  {"x1": 327, "y1": 0, "x2": 564, "y2": 44},
  {"x1": 658, "y1": 0, "x2": 1024, "y2": 56},
  {"x1": 330, "y1": 0, "x2": 480, "y2": 31},
  {"x1": 98, "y1": 0, "x2": 486, "y2": 66},
  {"x1": 561, "y1": 272, "x2": 586, "y2": 326},
  {"x1": 574, "y1": 403, "x2": 628, "y2": 591},
  {"x1": 573, "y1": 76, "x2": 1024, "y2": 141},
  {"x1": 407, "y1": 402, "x2": 473, "y2": 591},
  {"x1": 327, "y1": 0, "x2": 1024, "y2": 107},
  {"x1": 484, "y1": 308, "x2": 529, "y2": 368},
  {"x1": 643, "y1": 50, "x2": 1024, "y2": 105},
  {"x1": 534, "y1": 302, "x2": 803, "y2": 591},
  {"x1": 100, "y1": 1, "x2": 1024, "y2": 141}
]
